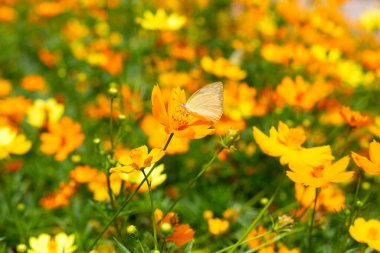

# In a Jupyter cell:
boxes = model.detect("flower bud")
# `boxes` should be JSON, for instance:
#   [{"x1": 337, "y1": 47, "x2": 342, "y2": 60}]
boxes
[
  {"x1": 126, "y1": 225, "x2": 137, "y2": 235},
  {"x1": 273, "y1": 214, "x2": 294, "y2": 232},
  {"x1": 118, "y1": 114, "x2": 126, "y2": 121},
  {"x1": 71, "y1": 155, "x2": 81, "y2": 163},
  {"x1": 17, "y1": 203, "x2": 26, "y2": 212},
  {"x1": 93, "y1": 138, "x2": 101, "y2": 144},
  {"x1": 220, "y1": 129, "x2": 240, "y2": 150},
  {"x1": 108, "y1": 84, "x2": 118, "y2": 98},
  {"x1": 260, "y1": 197, "x2": 269, "y2": 205},
  {"x1": 160, "y1": 222, "x2": 173, "y2": 236},
  {"x1": 16, "y1": 244, "x2": 27, "y2": 253},
  {"x1": 203, "y1": 210, "x2": 214, "y2": 220},
  {"x1": 151, "y1": 250, "x2": 160, "y2": 253}
]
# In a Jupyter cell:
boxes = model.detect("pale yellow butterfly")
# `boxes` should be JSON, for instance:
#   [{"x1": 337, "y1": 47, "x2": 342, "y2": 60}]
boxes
[{"x1": 182, "y1": 82, "x2": 223, "y2": 122}]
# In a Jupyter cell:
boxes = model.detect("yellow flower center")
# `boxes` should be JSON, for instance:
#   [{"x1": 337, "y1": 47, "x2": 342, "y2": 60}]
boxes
[
  {"x1": 172, "y1": 105, "x2": 191, "y2": 130},
  {"x1": 368, "y1": 227, "x2": 379, "y2": 241},
  {"x1": 47, "y1": 238, "x2": 58, "y2": 253},
  {"x1": 311, "y1": 166, "x2": 324, "y2": 178}
]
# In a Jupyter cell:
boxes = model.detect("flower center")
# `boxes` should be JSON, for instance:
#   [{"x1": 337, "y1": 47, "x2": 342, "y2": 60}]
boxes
[
  {"x1": 368, "y1": 227, "x2": 379, "y2": 241},
  {"x1": 311, "y1": 166, "x2": 324, "y2": 178},
  {"x1": 172, "y1": 105, "x2": 191, "y2": 130}
]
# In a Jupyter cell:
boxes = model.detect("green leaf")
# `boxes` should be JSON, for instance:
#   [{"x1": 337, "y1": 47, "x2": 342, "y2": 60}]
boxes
[{"x1": 113, "y1": 237, "x2": 132, "y2": 253}]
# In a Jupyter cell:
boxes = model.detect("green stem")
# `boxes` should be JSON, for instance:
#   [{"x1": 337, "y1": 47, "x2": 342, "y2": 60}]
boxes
[
  {"x1": 90, "y1": 133, "x2": 174, "y2": 250},
  {"x1": 226, "y1": 175, "x2": 285, "y2": 253},
  {"x1": 160, "y1": 146, "x2": 224, "y2": 220},
  {"x1": 89, "y1": 133, "x2": 174, "y2": 250},
  {"x1": 307, "y1": 188, "x2": 321, "y2": 253},
  {"x1": 107, "y1": 97, "x2": 116, "y2": 209},
  {"x1": 142, "y1": 169, "x2": 158, "y2": 250}
]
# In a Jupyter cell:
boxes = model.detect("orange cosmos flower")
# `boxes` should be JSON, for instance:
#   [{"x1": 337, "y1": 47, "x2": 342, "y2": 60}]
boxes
[
  {"x1": 101, "y1": 50, "x2": 123, "y2": 75},
  {"x1": 110, "y1": 145, "x2": 165, "y2": 175},
  {"x1": 69, "y1": 166, "x2": 99, "y2": 184},
  {"x1": 0, "y1": 96, "x2": 31, "y2": 125},
  {"x1": 352, "y1": 140, "x2": 380, "y2": 175},
  {"x1": 253, "y1": 121, "x2": 334, "y2": 167},
  {"x1": 40, "y1": 117, "x2": 85, "y2": 161},
  {"x1": 140, "y1": 114, "x2": 189, "y2": 154},
  {"x1": 276, "y1": 76, "x2": 332, "y2": 111},
  {"x1": 21, "y1": 75, "x2": 46, "y2": 92},
  {"x1": 340, "y1": 106, "x2": 371, "y2": 127},
  {"x1": 155, "y1": 209, "x2": 195, "y2": 247},
  {"x1": 349, "y1": 218, "x2": 380, "y2": 251},
  {"x1": 295, "y1": 183, "x2": 346, "y2": 212},
  {"x1": 38, "y1": 49, "x2": 59, "y2": 67},
  {"x1": 0, "y1": 78, "x2": 12, "y2": 96},
  {"x1": 287, "y1": 156, "x2": 354, "y2": 188},
  {"x1": 151, "y1": 85, "x2": 216, "y2": 139},
  {"x1": 40, "y1": 181, "x2": 77, "y2": 209},
  {"x1": 0, "y1": 5, "x2": 16, "y2": 22},
  {"x1": 247, "y1": 226, "x2": 274, "y2": 251}
]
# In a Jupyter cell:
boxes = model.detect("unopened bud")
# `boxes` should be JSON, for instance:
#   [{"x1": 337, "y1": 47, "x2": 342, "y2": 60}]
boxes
[
  {"x1": 151, "y1": 250, "x2": 160, "y2": 253},
  {"x1": 108, "y1": 86, "x2": 118, "y2": 97},
  {"x1": 17, "y1": 203, "x2": 25, "y2": 212},
  {"x1": 356, "y1": 200, "x2": 364, "y2": 208},
  {"x1": 273, "y1": 214, "x2": 294, "y2": 232},
  {"x1": 71, "y1": 155, "x2": 81, "y2": 163},
  {"x1": 16, "y1": 244, "x2": 27, "y2": 253},
  {"x1": 362, "y1": 182, "x2": 370, "y2": 190},
  {"x1": 126, "y1": 225, "x2": 137, "y2": 235},
  {"x1": 160, "y1": 222, "x2": 173, "y2": 236},
  {"x1": 260, "y1": 198, "x2": 269, "y2": 205},
  {"x1": 93, "y1": 138, "x2": 101, "y2": 144},
  {"x1": 118, "y1": 114, "x2": 126, "y2": 121},
  {"x1": 203, "y1": 210, "x2": 214, "y2": 220},
  {"x1": 221, "y1": 129, "x2": 240, "y2": 150}
]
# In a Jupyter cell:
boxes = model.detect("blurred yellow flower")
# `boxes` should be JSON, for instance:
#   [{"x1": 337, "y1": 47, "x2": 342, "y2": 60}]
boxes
[
  {"x1": 253, "y1": 121, "x2": 334, "y2": 167},
  {"x1": 129, "y1": 164, "x2": 167, "y2": 193},
  {"x1": 27, "y1": 98, "x2": 64, "y2": 128},
  {"x1": 110, "y1": 145, "x2": 165, "y2": 174},
  {"x1": 359, "y1": 8, "x2": 380, "y2": 31},
  {"x1": 295, "y1": 183, "x2": 346, "y2": 212},
  {"x1": 0, "y1": 126, "x2": 32, "y2": 159},
  {"x1": 136, "y1": 9, "x2": 186, "y2": 31},
  {"x1": 287, "y1": 156, "x2": 354, "y2": 188},
  {"x1": 201, "y1": 56, "x2": 247, "y2": 81},
  {"x1": 208, "y1": 218, "x2": 229, "y2": 235},
  {"x1": 349, "y1": 217, "x2": 380, "y2": 251},
  {"x1": 276, "y1": 76, "x2": 332, "y2": 111},
  {"x1": 28, "y1": 232, "x2": 76, "y2": 253},
  {"x1": 352, "y1": 140, "x2": 380, "y2": 175}
]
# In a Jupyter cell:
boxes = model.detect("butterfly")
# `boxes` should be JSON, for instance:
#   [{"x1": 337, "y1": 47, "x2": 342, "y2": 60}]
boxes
[{"x1": 182, "y1": 82, "x2": 223, "y2": 122}]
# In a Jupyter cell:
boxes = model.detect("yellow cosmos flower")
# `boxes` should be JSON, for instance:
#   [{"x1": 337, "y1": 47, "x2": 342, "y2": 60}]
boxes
[
  {"x1": 359, "y1": 8, "x2": 380, "y2": 31},
  {"x1": 123, "y1": 164, "x2": 167, "y2": 193},
  {"x1": 200, "y1": 56, "x2": 247, "y2": 81},
  {"x1": 349, "y1": 217, "x2": 380, "y2": 251},
  {"x1": 110, "y1": 145, "x2": 165, "y2": 174},
  {"x1": 28, "y1": 232, "x2": 76, "y2": 253},
  {"x1": 352, "y1": 140, "x2": 380, "y2": 175},
  {"x1": 27, "y1": 98, "x2": 64, "y2": 128},
  {"x1": 208, "y1": 218, "x2": 229, "y2": 235},
  {"x1": 287, "y1": 156, "x2": 354, "y2": 188},
  {"x1": 253, "y1": 121, "x2": 334, "y2": 167},
  {"x1": 136, "y1": 9, "x2": 186, "y2": 31},
  {"x1": 0, "y1": 126, "x2": 32, "y2": 159}
]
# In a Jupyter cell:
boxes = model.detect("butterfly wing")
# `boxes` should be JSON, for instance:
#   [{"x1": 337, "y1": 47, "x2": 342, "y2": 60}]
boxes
[{"x1": 185, "y1": 82, "x2": 223, "y2": 122}]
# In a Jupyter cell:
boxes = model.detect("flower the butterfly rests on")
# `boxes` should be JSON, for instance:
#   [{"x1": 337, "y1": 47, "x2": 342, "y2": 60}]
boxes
[{"x1": 151, "y1": 83, "x2": 223, "y2": 139}]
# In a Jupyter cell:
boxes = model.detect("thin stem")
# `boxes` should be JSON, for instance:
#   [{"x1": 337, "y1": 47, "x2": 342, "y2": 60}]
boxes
[
  {"x1": 109, "y1": 97, "x2": 115, "y2": 152},
  {"x1": 142, "y1": 169, "x2": 158, "y2": 250},
  {"x1": 307, "y1": 188, "x2": 321, "y2": 253},
  {"x1": 107, "y1": 97, "x2": 116, "y2": 209},
  {"x1": 226, "y1": 175, "x2": 285, "y2": 253},
  {"x1": 161, "y1": 146, "x2": 224, "y2": 220},
  {"x1": 89, "y1": 133, "x2": 174, "y2": 250}
]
